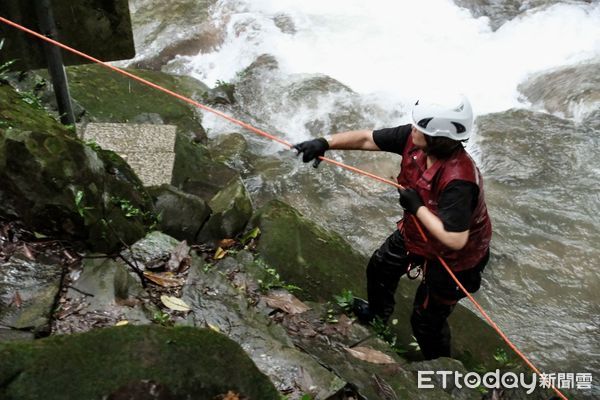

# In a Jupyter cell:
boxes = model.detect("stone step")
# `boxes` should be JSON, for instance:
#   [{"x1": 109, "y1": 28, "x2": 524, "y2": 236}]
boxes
[{"x1": 81, "y1": 123, "x2": 177, "y2": 186}]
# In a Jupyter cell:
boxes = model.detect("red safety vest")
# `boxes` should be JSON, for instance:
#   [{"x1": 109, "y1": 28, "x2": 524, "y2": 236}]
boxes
[{"x1": 397, "y1": 136, "x2": 492, "y2": 271}]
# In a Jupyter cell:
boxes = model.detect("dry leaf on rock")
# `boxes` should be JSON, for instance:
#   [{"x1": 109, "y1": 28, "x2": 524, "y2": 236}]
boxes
[
  {"x1": 263, "y1": 291, "x2": 310, "y2": 315},
  {"x1": 217, "y1": 238, "x2": 236, "y2": 249},
  {"x1": 166, "y1": 241, "x2": 191, "y2": 272},
  {"x1": 214, "y1": 247, "x2": 227, "y2": 260},
  {"x1": 10, "y1": 291, "x2": 22, "y2": 308},
  {"x1": 143, "y1": 271, "x2": 185, "y2": 287},
  {"x1": 372, "y1": 373, "x2": 399, "y2": 400},
  {"x1": 240, "y1": 227, "x2": 261, "y2": 245},
  {"x1": 221, "y1": 391, "x2": 240, "y2": 400},
  {"x1": 345, "y1": 346, "x2": 395, "y2": 364},
  {"x1": 21, "y1": 244, "x2": 35, "y2": 260},
  {"x1": 160, "y1": 295, "x2": 191, "y2": 312},
  {"x1": 115, "y1": 320, "x2": 129, "y2": 326}
]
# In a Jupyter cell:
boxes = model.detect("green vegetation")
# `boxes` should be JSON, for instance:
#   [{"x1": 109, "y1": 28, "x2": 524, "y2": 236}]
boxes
[
  {"x1": 254, "y1": 258, "x2": 301, "y2": 294},
  {"x1": 152, "y1": 310, "x2": 173, "y2": 326},
  {"x1": 0, "y1": 325, "x2": 280, "y2": 400},
  {"x1": 74, "y1": 190, "x2": 94, "y2": 217},
  {"x1": 333, "y1": 289, "x2": 354, "y2": 313}
]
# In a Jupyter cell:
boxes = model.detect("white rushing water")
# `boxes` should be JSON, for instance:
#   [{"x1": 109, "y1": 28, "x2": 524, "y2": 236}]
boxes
[{"x1": 179, "y1": 0, "x2": 600, "y2": 117}]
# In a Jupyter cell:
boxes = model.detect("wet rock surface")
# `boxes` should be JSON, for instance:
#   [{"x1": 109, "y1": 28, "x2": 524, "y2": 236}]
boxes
[
  {"x1": 148, "y1": 184, "x2": 211, "y2": 243},
  {"x1": 453, "y1": 0, "x2": 593, "y2": 30},
  {"x1": 518, "y1": 62, "x2": 600, "y2": 120},
  {"x1": 0, "y1": 325, "x2": 280, "y2": 400},
  {"x1": 126, "y1": 0, "x2": 221, "y2": 69}
]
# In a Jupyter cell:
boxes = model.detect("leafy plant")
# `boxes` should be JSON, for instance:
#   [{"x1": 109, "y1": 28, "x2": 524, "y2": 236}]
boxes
[
  {"x1": 20, "y1": 90, "x2": 44, "y2": 109},
  {"x1": 323, "y1": 304, "x2": 338, "y2": 323},
  {"x1": 240, "y1": 226, "x2": 261, "y2": 246},
  {"x1": 333, "y1": 289, "x2": 354, "y2": 312},
  {"x1": 74, "y1": 190, "x2": 94, "y2": 217},
  {"x1": 254, "y1": 258, "x2": 301, "y2": 294},
  {"x1": 152, "y1": 310, "x2": 172, "y2": 326},
  {"x1": 113, "y1": 197, "x2": 143, "y2": 218},
  {"x1": 493, "y1": 347, "x2": 516, "y2": 368},
  {"x1": 368, "y1": 317, "x2": 417, "y2": 356},
  {"x1": 0, "y1": 38, "x2": 16, "y2": 81},
  {"x1": 110, "y1": 197, "x2": 159, "y2": 228}
]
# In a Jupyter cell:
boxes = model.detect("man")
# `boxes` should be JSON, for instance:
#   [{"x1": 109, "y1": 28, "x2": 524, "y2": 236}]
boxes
[{"x1": 293, "y1": 95, "x2": 492, "y2": 360}]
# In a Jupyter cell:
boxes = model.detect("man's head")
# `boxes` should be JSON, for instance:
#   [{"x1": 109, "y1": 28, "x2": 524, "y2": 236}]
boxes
[{"x1": 410, "y1": 94, "x2": 474, "y2": 158}]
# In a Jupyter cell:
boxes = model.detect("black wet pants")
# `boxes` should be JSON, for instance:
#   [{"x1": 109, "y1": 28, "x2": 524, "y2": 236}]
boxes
[{"x1": 366, "y1": 229, "x2": 488, "y2": 360}]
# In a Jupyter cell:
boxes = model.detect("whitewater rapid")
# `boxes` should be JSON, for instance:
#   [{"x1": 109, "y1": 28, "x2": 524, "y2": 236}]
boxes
[{"x1": 177, "y1": 0, "x2": 600, "y2": 117}]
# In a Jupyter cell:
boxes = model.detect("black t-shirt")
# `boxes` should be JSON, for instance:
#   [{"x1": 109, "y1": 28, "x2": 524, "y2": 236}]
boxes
[{"x1": 373, "y1": 124, "x2": 478, "y2": 232}]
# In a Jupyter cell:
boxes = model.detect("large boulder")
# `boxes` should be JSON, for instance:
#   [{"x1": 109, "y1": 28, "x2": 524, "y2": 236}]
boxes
[
  {"x1": 249, "y1": 200, "x2": 516, "y2": 369},
  {"x1": 0, "y1": 254, "x2": 62, "y2": 339},
  {"x1": 0, "y1": 85, "x2": 155, "y2": 252},
  {"x1": 127, "y1": 0, "x2": 221, "y2": 69},
  {"x1": 171, "y1": 131, "x2": 240, "y2": 200},
  {"x1": 0, "y1": 325, "x2": 280, "y2": 400},
  {"x1": 197, "y1": 177, "x2": 253, "y2": 243},
  {"x1": 147, "y1": 184, "x2": 211, "y2": 243},
  {"x1": 518, "y1": 62, "x2": 600, "y2": 120}
]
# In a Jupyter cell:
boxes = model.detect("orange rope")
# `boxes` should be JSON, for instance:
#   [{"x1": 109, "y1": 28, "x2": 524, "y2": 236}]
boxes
[
  {"x1": 411, "y1": 217, "x2": 567, "y2": 399},
  {"x1": 0, "y1": 16, "x2": 568, "y2": 399}
]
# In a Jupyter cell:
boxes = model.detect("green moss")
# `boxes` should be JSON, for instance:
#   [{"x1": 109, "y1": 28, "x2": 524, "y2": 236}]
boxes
[
  {"x1": 64, "y1": 65, "x2": 208, "y2": 141},
  {"x1": 0, "y1": 84, "x2": 66, "y2": 137},
  {"x1": 0, "y1": 84, "x2": 156, "y2": 251},
  {"x1": 250, "y1": 199, "x2": 369, "y2": 302},
  {"x1": 0, "y1": 325, "x2": 279, "y2": 400}
]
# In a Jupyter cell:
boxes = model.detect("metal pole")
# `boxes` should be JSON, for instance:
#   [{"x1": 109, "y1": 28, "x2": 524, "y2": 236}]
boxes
[{"x1": 34, "y1": 0, "x2": 75, "y2": 126}]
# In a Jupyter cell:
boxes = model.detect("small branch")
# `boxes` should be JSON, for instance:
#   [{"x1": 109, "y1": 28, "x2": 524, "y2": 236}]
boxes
[
  {"x1": 66, "y1": 285, "x2": 95, "y2": 297},
  {"x1": 348, "y1": 334, "x2": 375, "y2": 348},
  {"x1": 117, "y1": 253, "x2": 147, "y2": 288}
]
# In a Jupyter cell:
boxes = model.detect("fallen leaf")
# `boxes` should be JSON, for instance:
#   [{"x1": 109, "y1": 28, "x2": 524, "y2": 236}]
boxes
[
  {"x1": 240, "y1": 227, "x2": 261, "y2": 245},
  {"x1": 143, "y1": 271, "x2": 185, "y2": 287},
  {"x1": 214, "y1": 247, "x2": 227, "y2": 260},
  {"x1": 207, "y1": 323, "x2": 220, "y2": 332},
  {"x1": 160, "y1": 295, "x2": 191, "y2": 312},
  {"x1": 263, "y1": 291, "x2": 310, "y2": 315},
  {"x1": 166, "y1": 241, "x2": 190, "y2": 272},
  {"x1": 115, "y1": 320, "x2": 129, "y2": 326},
  {"x1": 295, "y1": 366, "x2": 317, "y2": 395},
  {"x1": 10, "y1": 291, "x2": 22, "y2": 308},
  {"x1": 372, "y1": 373, "x2": 399, "y2": 400},
  {"x1": 222, "y1": 391, "x2": 240, "y2": 400},
  {"x1": 217, "y1": 238, "x2": 236, "y2": 249},
  {"x1": 21, "y1": 244, "x2": 35, "y2": 260},
  {"x1": 345, "y1": 346, "x2": 395, "y2": 364}
]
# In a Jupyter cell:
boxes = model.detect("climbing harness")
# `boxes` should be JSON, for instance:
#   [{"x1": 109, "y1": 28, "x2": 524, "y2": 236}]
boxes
[{"x1": 0, "y1": 16, "x2": 569, "y2": 400}]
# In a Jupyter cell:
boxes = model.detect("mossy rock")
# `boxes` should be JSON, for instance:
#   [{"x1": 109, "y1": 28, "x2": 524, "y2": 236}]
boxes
[
  {"x1": 147, "y1": 184, "x2": 211, "y2": 243},
  {"x1": 197, "y1": 177, "x2": 253, "y2": 244},
  {"x1": 65, "y1": 65, "x2": 208, "y2": 142},
  {"x1": 0, "y1": 85, "x2": 155, "y2": 252},
  {"x1": 0, "y1": 325, "x2": 280, "y2": 400},
  {"x1": 0, "y1": 84, "x2": 68, "y2": 136},
  {"x1": 250, "y1": 200, "x2": 515, "y2": 370},
  {"x1": 171, "y1": 131, "x2": 239, "y2": 201},
  {"x1": 249, "y1": 199, "x2": 370, "y2": 302}
]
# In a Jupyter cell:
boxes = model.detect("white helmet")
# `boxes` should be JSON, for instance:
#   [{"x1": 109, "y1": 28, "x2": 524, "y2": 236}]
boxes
[{"x1": 411, "y1": 94, "x2": 473, "y2": 140}]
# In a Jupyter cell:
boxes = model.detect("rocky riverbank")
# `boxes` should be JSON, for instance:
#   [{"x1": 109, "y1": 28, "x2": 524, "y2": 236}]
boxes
[{"x1": 0, "y1": 65, "x2": 555, "y2": 399}]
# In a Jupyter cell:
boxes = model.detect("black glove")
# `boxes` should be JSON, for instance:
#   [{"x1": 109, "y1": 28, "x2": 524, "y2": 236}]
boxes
[
  {"x1": 293, "y1": 138, "x2": 329, "y2": 168},
  {"x1": 399, "y1": 188, "x2": 424, "y2": 214}
]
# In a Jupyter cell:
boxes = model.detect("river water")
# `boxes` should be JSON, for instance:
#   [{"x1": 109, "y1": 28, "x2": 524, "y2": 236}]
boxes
[{"x1": 155, "y1": 0, "x2": 599, "y2": 394}]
